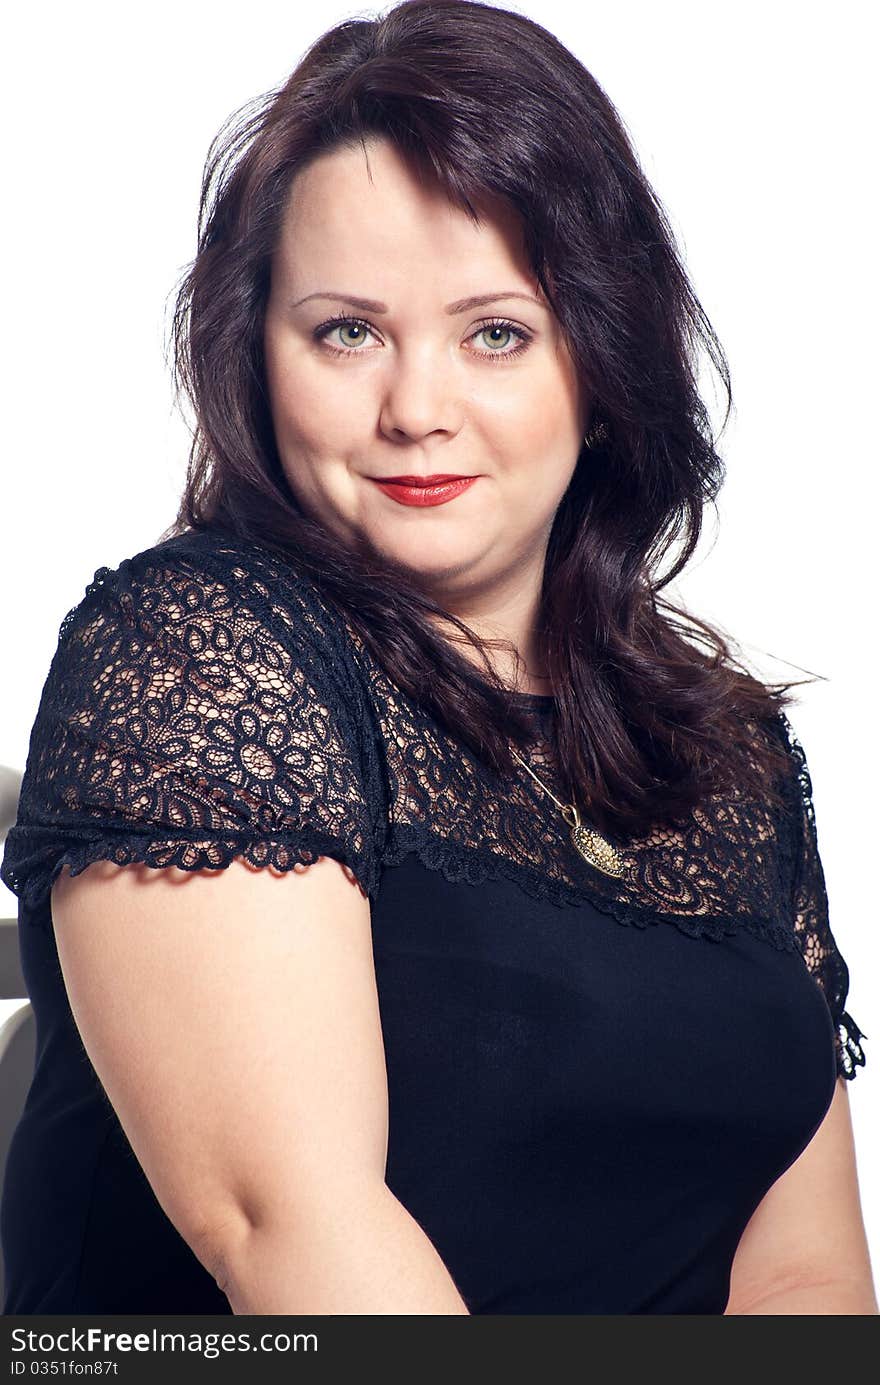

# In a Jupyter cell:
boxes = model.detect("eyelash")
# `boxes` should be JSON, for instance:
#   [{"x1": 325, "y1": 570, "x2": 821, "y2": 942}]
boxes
[{"x1": 312, "y1": 313, "x2": 534, "y2": 362}]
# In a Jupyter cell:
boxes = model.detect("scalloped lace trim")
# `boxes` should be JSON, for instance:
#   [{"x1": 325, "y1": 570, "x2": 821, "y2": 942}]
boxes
[
  {"x1": 384, "y1": 826, "x2": 801, "y2": 949},
  {"x1": 9, "y1": 829, "x2": 380, "y2": 919}
]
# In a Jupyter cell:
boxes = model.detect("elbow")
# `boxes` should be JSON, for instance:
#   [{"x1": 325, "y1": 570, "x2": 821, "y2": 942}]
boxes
[
  {"x1": 185, "y1": 1202, "x2": 257, "y2": 1295},
  {"x1": 183, "y1": 1179, "x2": 392, "y2": 1313},
  {"x1": 184, "y1": 1182, "x2": 471, "y2": 1315}
]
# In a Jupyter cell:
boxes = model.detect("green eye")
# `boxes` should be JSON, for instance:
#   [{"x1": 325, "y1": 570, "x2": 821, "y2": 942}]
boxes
[
  {"x1": 313, "y1": 315, "x2": 374, "y2": 352},
  {"x1": 472, "y1": 318, "x2": 533, "y2": 361},
  {"x1": 480, "y1": 324, "x2": 514, "y2": 350},
  {"x1": 313, "y1": 314, "x2": 533, "y2": 361},
  {"x1": 321, "y1": 319, "x2": 371, "y2": 349},
  {"x1": 335, "y1": 321, "x2": 370, "y2": 348}
]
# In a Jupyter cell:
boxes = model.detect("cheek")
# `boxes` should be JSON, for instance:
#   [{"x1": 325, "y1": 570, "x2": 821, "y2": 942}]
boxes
[
  {"x1": 268, "y1": 378, "x2": 357, "y2": 465},
  {"x1": 488, "y1": 353, "x2": 581, "y2": 444},
  {"x1": 264, "y1": 330, "x2": 349, "y2": 448},
  {"x1": 498, "y1": 401, "x2": 580, "y2": 497}
]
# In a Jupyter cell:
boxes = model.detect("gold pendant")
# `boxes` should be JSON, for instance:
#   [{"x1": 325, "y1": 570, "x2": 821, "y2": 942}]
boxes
[{"x1": 564, "y1": 805, "x2": 628, "y2": 878}]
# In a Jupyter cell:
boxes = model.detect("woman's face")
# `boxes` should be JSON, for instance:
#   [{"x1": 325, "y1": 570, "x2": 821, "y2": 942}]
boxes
[{"x1": 263, "y1": 137, "x2": 587, "y2": 597}]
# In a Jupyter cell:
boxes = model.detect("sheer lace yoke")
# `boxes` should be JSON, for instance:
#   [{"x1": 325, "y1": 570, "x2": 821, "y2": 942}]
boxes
[{"x1": 0, "y1": 528, "x2": 866, "y2": 1080}]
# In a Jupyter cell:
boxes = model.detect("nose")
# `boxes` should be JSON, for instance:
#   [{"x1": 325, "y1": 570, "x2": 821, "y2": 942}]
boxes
[{"x1": 378, "y1": 343, "x2": 465, "y2": 443}]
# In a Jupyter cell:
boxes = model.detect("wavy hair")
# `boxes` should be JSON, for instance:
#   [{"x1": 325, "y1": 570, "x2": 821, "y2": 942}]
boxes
[{"x1": 162, "y1": 0, "x2": 811, "y2": 839}]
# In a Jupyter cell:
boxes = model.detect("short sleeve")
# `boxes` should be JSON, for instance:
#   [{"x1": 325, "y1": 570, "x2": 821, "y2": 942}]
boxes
[
  {"x1": 0, "y1": 543, "x2": 385, "y2": 922},
  {"x1": 777, "y1": 710, "x2": 867, "y2": 1081}
]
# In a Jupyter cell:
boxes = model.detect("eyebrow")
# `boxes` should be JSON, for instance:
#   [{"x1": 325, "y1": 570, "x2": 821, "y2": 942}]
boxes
[{"x1": 291, "y1": 290, "x2": 546, "y2": 314}]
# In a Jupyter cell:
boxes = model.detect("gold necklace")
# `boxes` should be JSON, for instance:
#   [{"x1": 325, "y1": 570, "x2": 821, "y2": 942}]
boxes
[{"x1": 510, "y1": 746, "x2": 628, "y2": 879}]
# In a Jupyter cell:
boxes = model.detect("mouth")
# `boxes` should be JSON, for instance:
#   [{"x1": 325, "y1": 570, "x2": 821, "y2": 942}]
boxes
[
  {"x1": 368, "y1": 475, "x2": 480, "y2": 508},
  {"x1": 373, "y1": 474, "x2": 475, "y2": 486}
]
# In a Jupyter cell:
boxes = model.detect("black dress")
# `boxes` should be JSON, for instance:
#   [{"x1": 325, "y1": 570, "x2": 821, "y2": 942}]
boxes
[{"x1": 0, "y1": 527, "x2": 867, "y2": 1314}]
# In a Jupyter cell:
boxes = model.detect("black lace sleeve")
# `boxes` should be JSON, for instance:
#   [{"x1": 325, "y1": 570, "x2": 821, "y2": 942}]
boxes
[
  {"x1": 0, "y1": 542, "x2": 385, "y2": 922},
  {"x1": 778, "y1": 711, "x2": 867, "y2": 1082}
]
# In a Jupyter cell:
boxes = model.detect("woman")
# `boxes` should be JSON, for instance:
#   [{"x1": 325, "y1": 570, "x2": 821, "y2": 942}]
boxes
[{"x1": 0, "y1": 0, "x2": 874, "y2": 1315}]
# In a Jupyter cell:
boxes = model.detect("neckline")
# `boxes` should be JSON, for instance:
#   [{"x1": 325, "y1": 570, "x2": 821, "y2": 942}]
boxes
[
  {"x1": 507, "y1": 690, "x2": 556, "y2": 707},
  {"x1": 469, "y1": 670, "x2": 557, "y2": 709}
]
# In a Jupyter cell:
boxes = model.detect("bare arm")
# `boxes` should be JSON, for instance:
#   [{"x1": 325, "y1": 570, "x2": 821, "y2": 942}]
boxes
[
  {"x1": 212, "y1": 1182, "x2": 470, "y2": 1314},
  {"x1": 725, "y1": 1076, "x2": 877, "y2": 1315},
  {"x1": 51, "y1": 854, "x2": 470, "y2": 1315}
]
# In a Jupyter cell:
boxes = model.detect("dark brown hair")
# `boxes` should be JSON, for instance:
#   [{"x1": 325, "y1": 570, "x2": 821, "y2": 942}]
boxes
[{"x1": 162, "y1": 0, "x2": 811, "y2": 839}]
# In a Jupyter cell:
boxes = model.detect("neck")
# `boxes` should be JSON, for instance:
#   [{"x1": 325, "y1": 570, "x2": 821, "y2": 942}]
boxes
[{"x1": 424, "y1": 556, "x2": 550, "y2": 694}]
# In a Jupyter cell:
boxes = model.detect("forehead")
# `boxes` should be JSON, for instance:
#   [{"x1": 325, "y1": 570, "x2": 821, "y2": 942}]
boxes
[{"x1": 273, "y1": 138, "x2": 539, "y2": 300}]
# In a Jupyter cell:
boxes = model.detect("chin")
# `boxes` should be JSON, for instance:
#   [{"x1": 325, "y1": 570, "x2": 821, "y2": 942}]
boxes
[{"x1": 364, "y1": 529, "x2": 484, "y2": 584}]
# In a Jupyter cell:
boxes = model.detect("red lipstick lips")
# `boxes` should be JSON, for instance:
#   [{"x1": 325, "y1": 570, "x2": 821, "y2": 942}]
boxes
[{"x1": 369, "y1": 474, "x2": 479, "y2": 507}]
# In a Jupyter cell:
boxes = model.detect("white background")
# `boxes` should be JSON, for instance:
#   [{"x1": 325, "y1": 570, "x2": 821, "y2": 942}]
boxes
[{"x1": 2, "y1": 1, "x2": 877, "y2": 1292}]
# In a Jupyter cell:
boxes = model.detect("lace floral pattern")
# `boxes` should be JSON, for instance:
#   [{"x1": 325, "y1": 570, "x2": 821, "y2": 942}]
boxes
[
  {"x1": 1, "y1": 534, "x2": 386, "y2": 911},
  {"x1": 0, "y1": 528, "x2": 866, "y2": 1081}
]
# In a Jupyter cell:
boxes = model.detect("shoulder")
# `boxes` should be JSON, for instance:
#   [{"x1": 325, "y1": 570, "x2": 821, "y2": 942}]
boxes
[
  {"x1": 3, "y1": 528, "x2": 386, "y2": 915},
  {"x1": 55, "y1": 526, "x2": 359, "y2": 695},
  {"x1": 36, "y1": 525, "x2": 379, "y2": 795},
  {"x1": 66, "y1": 527, "x2": 340, "y2": 639}
]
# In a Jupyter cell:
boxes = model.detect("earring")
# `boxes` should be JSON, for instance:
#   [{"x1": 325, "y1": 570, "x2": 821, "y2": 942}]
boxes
[{"x1": 583, "y1": 421, "x2": 608, "y2": 449}]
